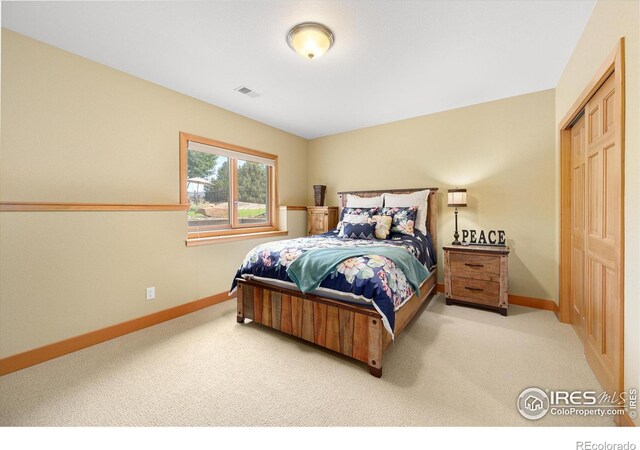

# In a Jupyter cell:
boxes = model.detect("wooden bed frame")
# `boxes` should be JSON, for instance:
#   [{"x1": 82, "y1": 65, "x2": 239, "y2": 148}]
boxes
[{"x1": 236, "y1": 188, "x2": 439, "y2": 377}]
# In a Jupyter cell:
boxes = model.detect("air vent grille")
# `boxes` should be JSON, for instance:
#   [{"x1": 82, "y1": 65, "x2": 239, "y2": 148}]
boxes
[{"x1": 234, "y1": 85, "x2": 260, "y2": 98}]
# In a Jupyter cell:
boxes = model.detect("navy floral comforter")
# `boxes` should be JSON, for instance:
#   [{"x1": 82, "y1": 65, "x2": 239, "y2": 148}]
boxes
[{"x1": 230, "y1": 230, "x2": 435, "y2": 335}]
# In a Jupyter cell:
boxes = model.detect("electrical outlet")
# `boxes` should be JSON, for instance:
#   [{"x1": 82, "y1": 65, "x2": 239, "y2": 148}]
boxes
[{"x1": 146, "y1": 287, "x2": 155, "y2": 301}]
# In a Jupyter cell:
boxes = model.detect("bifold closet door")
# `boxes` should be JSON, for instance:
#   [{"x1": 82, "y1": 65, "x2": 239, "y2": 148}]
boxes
[
  {"x1": 570, "y1": 114, "x2": 586, "y2": 343},
  {"x1": 583, "y1": 73, "x2": 621, "y2": 395}
]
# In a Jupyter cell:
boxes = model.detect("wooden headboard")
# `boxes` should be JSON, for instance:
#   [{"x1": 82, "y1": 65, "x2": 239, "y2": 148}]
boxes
[{"x1": 337, "y1": 188, "x2": 439, "y2": 250}]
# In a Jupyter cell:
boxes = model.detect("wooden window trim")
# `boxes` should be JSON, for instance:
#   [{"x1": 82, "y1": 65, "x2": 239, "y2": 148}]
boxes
[
  {"x1": 188, "y1": 225, "x2": 280, "y2": 240},
  {"x1": 185, "y1": 229, "x2": 288, "y2": 247},
  {"x1": 180, "y1": 132, "x2": 279, "y2": 245}
]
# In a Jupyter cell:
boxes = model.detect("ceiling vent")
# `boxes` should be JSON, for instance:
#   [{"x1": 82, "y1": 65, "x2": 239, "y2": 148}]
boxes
[{"x1": 234, "y1": 85, "x2": 260, "y2": 98}]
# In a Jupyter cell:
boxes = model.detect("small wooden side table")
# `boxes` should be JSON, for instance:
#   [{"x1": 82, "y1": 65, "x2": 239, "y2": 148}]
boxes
[
  {"x1": 443, "y1": 244, "x2": 509, "y2": 316},
  {"x1": 307, "y1": 206, "x2": 339, "y2": 235}
]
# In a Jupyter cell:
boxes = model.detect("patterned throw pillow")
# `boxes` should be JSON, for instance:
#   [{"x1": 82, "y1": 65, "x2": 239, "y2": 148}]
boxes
[
  {"x1": 371, "y1": 215, "x2": 392, "y2": 239},
  {"x1": 381, "y1": 206, "x2": 418, "y2": 236},
  {"x1": 337, "y1": 207, "x2": 378, "y2": 236},
  {"x1": 338, "y1": 207, "x2": 378, "y2": 224},
  {"x1": 383, "y1": 189, "x2": 429, "y2": 235},
  {"x1": 338, "y1": 214, "x2": 372, "y2": 237},
  {"x1": 342, "y1": 222, "x2": 376, "y2": 240}
]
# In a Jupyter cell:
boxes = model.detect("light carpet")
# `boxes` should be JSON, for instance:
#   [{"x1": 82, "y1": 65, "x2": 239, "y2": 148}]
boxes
[{"x1": 0, "y1": 295, "x2": 613, "y2": 426}]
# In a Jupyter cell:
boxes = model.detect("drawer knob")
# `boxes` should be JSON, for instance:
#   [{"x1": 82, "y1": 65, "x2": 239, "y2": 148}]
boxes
[
  {"x1": 465, "y1": 263, "x2": 484, "y2": 268},
  {"x1": 465, "y1": 286, "x2": 484, "y2": 292}
]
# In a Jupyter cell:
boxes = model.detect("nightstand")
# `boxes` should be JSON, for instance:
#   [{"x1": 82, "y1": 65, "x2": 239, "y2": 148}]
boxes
[
  {"x1": 443, "y1": 245, "x2": 509, "y2": 316},
  {"x1": 307, "y1": 206, "x2": 338, "y2": 236}
]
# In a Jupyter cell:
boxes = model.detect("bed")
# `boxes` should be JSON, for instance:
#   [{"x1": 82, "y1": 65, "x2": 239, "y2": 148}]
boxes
[{"x1": 232, "y1": 188, "x2": 439, "y2": 377}]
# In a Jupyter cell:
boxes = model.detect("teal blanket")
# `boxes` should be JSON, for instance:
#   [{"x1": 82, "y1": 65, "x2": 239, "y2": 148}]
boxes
[{"x1": 286, "y1": 246, "x2": 429, "y2": 296}]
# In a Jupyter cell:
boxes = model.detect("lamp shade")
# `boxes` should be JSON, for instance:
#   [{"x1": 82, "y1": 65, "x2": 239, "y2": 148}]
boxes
[
  {"x1": 287, "y1": 22, "x2": 334, "y2": 60},
  {"x1": 448, "y1": 189, "x2": 467, "y2": 207}
]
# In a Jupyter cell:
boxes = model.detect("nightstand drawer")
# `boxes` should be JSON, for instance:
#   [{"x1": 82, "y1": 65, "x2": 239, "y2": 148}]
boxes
[
  {"x1": 450, "y1": 252, "x2": 500, "y2": 280},
  {"x1": 450, "y1": 276, "x2": 500, "y2": 306}
]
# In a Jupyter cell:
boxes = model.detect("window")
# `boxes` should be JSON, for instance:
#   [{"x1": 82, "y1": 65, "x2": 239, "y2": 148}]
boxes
[{"x1": 180, "y1": 133, "x2": 279, "y2": 243}]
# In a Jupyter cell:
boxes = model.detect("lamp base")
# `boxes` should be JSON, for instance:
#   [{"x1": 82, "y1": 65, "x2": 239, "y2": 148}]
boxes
[{"x1": 452, "y1": 208, "x2": 462, "y2": 246}]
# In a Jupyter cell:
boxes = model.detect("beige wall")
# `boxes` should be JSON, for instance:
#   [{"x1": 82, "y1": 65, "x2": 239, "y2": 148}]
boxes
[
  {"x1": 0, "y1": 30, "x2": 308, "y2": 357},
  {"x1": 555, "y1": 0, "x2": 640, "y2": 424},
  {"x1": 308, "y1": 89, "x2": 557, "y2": 301}
]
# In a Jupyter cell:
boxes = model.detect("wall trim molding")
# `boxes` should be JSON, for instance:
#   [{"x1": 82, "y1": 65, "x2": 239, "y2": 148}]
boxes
[
  {"x1": 508, "y1": 294, "x2": 559, "y2": 313},
  {"x1": 2, "y1": 285, "x2": 558, "y2": 376},
  {"x1": 0, "y1": 201, "x2": 189, "y2": 212},
  {"x1": 0, "y1": 291, "x2": 235, "y2": 376},
  {"x1": 436, "y1": 283, "x2": 558, "y2": 314}
]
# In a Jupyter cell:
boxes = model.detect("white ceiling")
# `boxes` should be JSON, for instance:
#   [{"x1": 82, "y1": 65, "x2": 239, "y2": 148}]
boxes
[{"x1": 2, "y1": 1, "x2": 595, "y2": 139}]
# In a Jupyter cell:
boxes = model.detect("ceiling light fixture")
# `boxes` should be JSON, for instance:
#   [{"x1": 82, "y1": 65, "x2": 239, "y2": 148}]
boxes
[{"x1": 286, "y1": 22, "x2": 334, "y2": 60}]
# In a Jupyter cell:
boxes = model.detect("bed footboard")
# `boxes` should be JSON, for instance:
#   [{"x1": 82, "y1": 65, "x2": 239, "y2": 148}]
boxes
[
  {"x1": 236, "y1": 270, "x2": 436, "y2": 377},
  {"x1": 236, "y1": 279, "x2": 384, "y2": 377}
]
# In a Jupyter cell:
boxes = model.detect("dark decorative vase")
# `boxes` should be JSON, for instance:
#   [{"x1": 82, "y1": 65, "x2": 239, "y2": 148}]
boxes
[{"x1": 313, "y1": 185, "x2": 326, "y2": 206}]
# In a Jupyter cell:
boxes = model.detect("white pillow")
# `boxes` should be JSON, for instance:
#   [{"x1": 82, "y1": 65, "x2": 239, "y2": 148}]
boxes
[
  {"x1": 338, "y1": 213, "x2": 372, "y2": 237},
  {"x1": 346, "y1": 194, "x2": 383, "y2": 208},
  {"x1": 383, "y1": 189, "x2": 430, "y2": 235}
]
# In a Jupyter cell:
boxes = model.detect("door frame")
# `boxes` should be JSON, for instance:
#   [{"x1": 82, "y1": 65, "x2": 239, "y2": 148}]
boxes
[{"x1": 558, "y1": 38, "x2": 625, "y2": 401}]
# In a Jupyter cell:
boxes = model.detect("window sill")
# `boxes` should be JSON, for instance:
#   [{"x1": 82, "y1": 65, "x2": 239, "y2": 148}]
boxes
[{"x1": 185, "y1": 229, "x2": 288, "y2": 246}]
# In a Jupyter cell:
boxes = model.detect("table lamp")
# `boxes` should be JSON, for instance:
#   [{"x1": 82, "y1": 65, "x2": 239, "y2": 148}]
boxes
[{"x1": 448, "y1": 188, "x2": 467, "y2": 245}]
